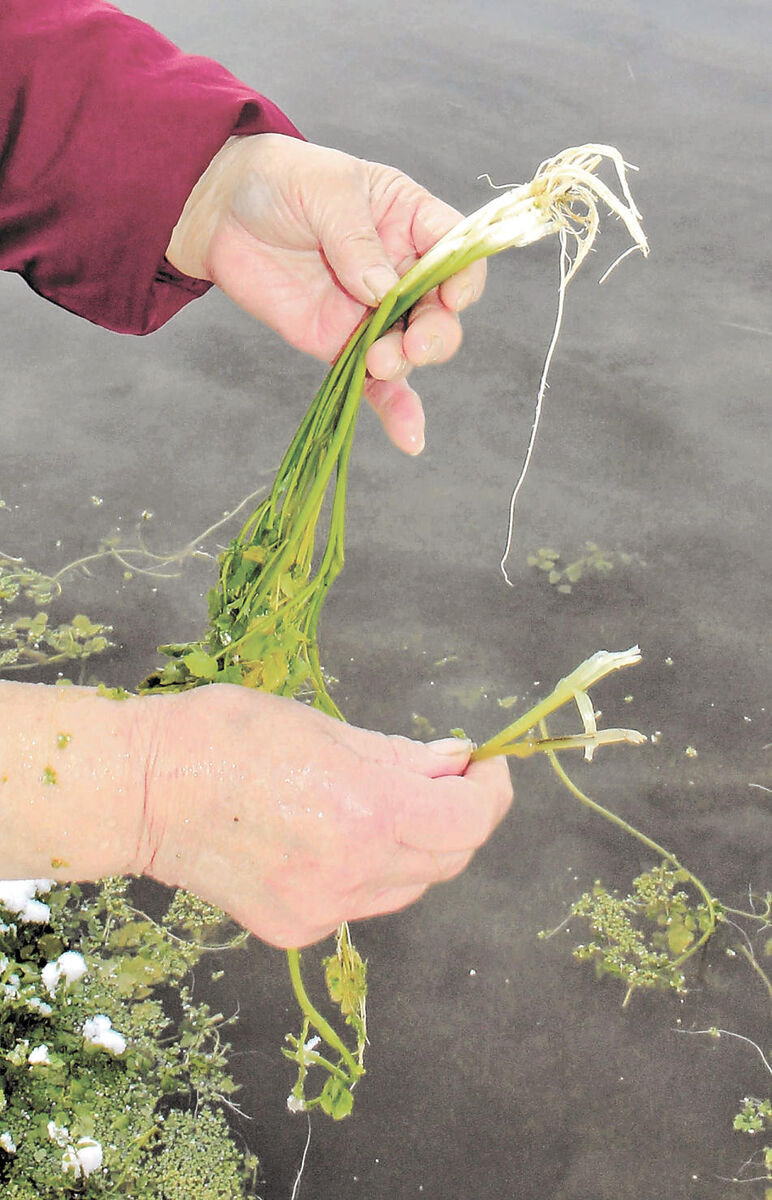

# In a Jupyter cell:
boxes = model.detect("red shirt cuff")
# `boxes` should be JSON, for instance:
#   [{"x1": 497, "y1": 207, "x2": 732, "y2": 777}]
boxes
[{"x1": 0, "y1": 1, "x2": 303, "y2": 335}]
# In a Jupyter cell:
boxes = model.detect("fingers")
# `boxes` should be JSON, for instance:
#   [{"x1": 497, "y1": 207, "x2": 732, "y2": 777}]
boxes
[
  {"x1": 362, "y1": 292, "x2": 463, "y2": 456},
  {"x1": 363, "y1": 376, "x2": 426, "y2": 454},
  {"x1": 316, "y1": 194, "x2": 401, "y2": 308},
  {"x1": 365, "y1": 295, "x2": 463, "y2": 381},
  {"x1": 438, "y1": 259, "x2": 487, "y2": 313},
  {"x1": 401, "y1": 186, "x2": 488, "y2": 312},
  {"x1": 393, "y1": 757, "x2": 513, "y2": 855},
  {"x1": 362, "y1": 265, "x2": 484, "y2": 458}
]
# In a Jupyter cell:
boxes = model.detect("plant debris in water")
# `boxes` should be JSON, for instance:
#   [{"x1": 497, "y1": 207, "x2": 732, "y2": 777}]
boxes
[{"x1": 527, "y1": 542, "x2": 645, "y2": 594}]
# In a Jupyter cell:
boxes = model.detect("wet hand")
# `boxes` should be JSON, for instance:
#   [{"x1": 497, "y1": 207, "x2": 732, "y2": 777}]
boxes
[
  {"x1": 139, "y1": 686, "x2": 512, "y2": 948},
  {"x1": 166, "y1": 133, "x2": 487, "y2": 454}
]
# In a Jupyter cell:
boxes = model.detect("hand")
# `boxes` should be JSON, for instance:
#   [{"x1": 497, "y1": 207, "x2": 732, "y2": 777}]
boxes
[
  {"x1": 138, "y1": 686, "x2": 512, "y2": 948},
  {"x1": 166, "y1": 133, "x2": 487, "y2": 455}
]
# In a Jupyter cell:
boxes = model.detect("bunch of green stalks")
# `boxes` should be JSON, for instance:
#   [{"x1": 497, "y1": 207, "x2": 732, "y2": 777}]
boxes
[{"x1": 139, "y1": 145, "x2": 647, "y2": 709}]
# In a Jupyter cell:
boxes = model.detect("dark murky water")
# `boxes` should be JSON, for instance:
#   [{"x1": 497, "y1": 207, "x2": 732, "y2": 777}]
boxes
[{"x1": 2, "y1": 1, "x2": 770, "y2": 1196}]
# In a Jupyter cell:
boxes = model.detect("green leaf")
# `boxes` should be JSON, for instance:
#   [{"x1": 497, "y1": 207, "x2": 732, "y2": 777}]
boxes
[
  {"x1": 236, "y1": 627, "x2": 272, "y2": 663},
  {"x1": 109, "y1": 920, "x2": 151, "y2": 949},
  {"x1": 666, "y1": 921, "x2": 694, "y2": 956},
  {"x1": 182, "y1": 649, "x2": 219, "y2": 680},
  {"x1": 71, "y1": 614, "x2": 103, "y2": 639},
  {"x1": 319, "y1": 1076, "x2": 355, "y2": 1120},
  {"x1": 37, "y1": 934, "x2": 65, "y2": 960}
]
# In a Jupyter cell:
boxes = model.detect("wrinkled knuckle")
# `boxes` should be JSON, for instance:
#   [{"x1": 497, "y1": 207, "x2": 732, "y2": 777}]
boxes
[{"x1": 337, "y1": 225, "x2": 379, "y2": 253}]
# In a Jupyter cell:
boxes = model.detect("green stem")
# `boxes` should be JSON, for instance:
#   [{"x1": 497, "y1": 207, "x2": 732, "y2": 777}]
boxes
[
  {"x1": 286, "y1": 948, "x2": 361, "y2": 1081},
  {"x1": 283, "y1": 1046, "x2": 354, "y2": 1085},
  {"x1": 737, "y1": 943, "x2": 772, "y2": 1011},
  {"x1": 723, "y1": 903, "x2": 772, "y2": 924}
]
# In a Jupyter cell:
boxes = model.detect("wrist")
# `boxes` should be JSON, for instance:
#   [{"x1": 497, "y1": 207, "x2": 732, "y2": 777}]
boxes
[
  {"x1": 165, "y1": 135, "x2": 247, "y2": 280},
  {"x1": 133, "y1": 685, "x2": 259, "y2": 896},
  {"x1": 0, "y1": 682, "x2": 155, "y2": 883}
]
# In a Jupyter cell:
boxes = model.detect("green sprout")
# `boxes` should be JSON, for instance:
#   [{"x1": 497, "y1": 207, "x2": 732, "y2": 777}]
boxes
[{"x1": 468, "y1": 645, "x2": 721, "y2": 1005}]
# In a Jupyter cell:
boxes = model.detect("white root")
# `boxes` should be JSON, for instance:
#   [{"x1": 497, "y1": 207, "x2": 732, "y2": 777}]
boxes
[{"x1": 490, "y1": 144, "x2": 648, "y2": 581}]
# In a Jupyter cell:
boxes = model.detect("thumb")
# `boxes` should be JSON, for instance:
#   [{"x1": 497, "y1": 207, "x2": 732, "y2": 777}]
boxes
[
  {"x1": 317, "y1": 197, "x2": 400, "y2": 307},
  {"x1": 414, "y1": 736, "x2": 475, "y2": 778},
  {"x1": 336, "y1": 721, "x2": 473, "y2": 779}
]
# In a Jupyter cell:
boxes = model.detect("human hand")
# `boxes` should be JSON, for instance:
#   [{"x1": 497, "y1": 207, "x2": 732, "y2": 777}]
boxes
[
  {"x1": 166, "y1": 133, "x2": 487, "y2": 454},
  {"x1": 137, "y1": 685, "x2": 512, "y2": 948}
]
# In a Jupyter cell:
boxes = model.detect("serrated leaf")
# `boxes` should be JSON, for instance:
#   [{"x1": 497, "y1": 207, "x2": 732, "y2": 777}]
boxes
[{"x1": 182, "y1": 649, "x2": 219, "y2": 680}]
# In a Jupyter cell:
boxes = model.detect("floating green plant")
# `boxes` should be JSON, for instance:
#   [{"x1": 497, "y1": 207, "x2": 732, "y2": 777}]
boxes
[
  {"x1": 0, "y1": 556, "x2": 111, "y2": 671},
  {"x1": 527, "y1": 541, "x2": 644, "y2": 594},
  {"x1": 0, "y1": 878, "x2": 257, "y2": 1198}
]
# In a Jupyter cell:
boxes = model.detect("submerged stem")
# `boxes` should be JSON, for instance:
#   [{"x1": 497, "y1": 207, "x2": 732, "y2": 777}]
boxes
[{"x1": 542, "y1": 724, "x2": 719, "y2": 969}]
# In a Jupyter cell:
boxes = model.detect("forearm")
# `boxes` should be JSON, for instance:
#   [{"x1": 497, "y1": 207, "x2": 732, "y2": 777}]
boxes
[
  {"x1": 0, "y1": 0, "x2": 302, "y2": 334},
  {"x1": 0, "y1": 681, "x2": 151, "y2": 882}
]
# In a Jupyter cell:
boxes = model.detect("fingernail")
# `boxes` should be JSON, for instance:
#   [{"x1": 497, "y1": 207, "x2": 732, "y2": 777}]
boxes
[
  {"x1": 404, "y1": 428, "x2": 425, "y2": 456},
  {"x1": 363, "y1": 265, "x2": 400, "y2": 305},
  {"x1": 427, "y1": 736, "x2": 473, "y2": 756},
  {"x1": 390, "y1": 350, "x2": 409, "y2": 379},
  {"x1": 455, "y1": 283, "x2": 477, "y2": 311},
  {"x1": 420, "y1": 335, "x2": 444, "y2": 364}
]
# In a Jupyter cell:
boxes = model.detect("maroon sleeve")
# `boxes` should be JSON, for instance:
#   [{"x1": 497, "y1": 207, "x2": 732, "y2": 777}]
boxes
[{"x1": 0, "y1": 0, "x2": 303, "y2": 334}]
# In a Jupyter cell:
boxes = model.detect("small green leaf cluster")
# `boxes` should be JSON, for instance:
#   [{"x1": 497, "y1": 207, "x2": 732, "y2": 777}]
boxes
[
  {"x1": 733, "y1": 1097, "x2": 772, "y2": 1183},
  {"x1": 527, "y1": 543, "x2": 642, "y2": 594},
  {"x1": 0, "y1": 556, "x2": 111, "y2": 671},
  {"x1": 139, "y1": 511, "x2": 340, "y2": 718},
  {"x1": 548, "y1": 863, "x2": 718, "y2": 1004},
  {"x1": 323, "y1": 930, "x2": 367, "y2": 1061},
  {"x1": 734, "y1": 1096, "x2": 772, "y2": 1135},
  {"x1": 0, "y1": 878, "x2": 258, "y2": 1198}
]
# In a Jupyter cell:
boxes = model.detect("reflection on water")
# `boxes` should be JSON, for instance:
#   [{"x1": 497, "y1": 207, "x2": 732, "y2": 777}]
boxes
[{"x1": 2, "y1": 0, "x2": 769, "y2": 1196}]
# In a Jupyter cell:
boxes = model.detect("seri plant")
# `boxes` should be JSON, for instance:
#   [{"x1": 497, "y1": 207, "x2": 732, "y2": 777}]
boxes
[{"x1": 130, "y1": 145, "x2": 649, "y2": 1117}]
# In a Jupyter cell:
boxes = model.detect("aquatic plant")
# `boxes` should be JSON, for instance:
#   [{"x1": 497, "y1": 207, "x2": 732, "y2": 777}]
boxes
[
  {"x1": 138, "y1": 144, "x2": 648, "y2": 706},
  {"x1": 527, "y1": 542, "x2": 644, "y2": 595},
  {"x1": 0, "y1": 554, "x2": 111, "y2": 673},
  {"x1": 0, "y1": 878, "x2": 258, "y2": 1198}
]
